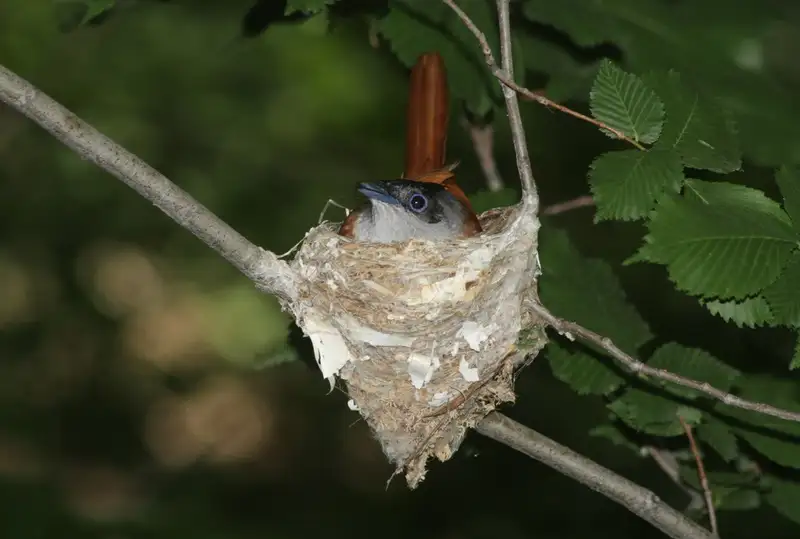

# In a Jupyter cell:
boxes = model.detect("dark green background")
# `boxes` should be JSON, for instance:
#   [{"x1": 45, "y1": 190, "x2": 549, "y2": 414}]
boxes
[{"x1": 0, "y1": 1, "x2": 797, "y2": 538}]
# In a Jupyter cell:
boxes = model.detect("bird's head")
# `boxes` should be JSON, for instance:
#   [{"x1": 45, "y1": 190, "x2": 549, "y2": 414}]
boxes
[{"x1": 340, "y1": 179, "x2": 481, "y2": 243}]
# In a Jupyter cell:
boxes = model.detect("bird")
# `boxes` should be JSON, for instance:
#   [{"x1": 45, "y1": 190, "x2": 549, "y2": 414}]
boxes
[
  {"x1": 338, "y1": 51, "x2": 482, "y2": 243},
  {"x1": 338, "y1": 178, "x2": 482, "y2": 242}
]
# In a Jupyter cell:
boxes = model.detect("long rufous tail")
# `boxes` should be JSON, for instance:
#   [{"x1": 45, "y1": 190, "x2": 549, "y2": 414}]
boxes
[{"x1": 404, "y1": 52, "x2": 477, "y2": 216}]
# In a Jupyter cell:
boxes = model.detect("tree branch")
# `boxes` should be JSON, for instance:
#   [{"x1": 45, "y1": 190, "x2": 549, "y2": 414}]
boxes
[
  {"x1": 476, "y1": 413, "x2": 714, "y2": 539},
  {"x1": 0, "y1": 64, "x2": 297, "y2": 303},
  {"x1": 531, "y1": 302, "x2": 800, "y2": 423},
  {"x1": 541, "y1": 195, "x2": 595, "y2": 216},
  {"x1": 442, "y1": 0, "x2": 646, "y2": 152},
  {"x1": 461, "y1": 116, "x2": 505, "y2": 192},
  {"x1": 442, "y1": 0, "x2": 538, "y2": 210},
  {"x1": 680, "y1": 417, "x2": 719, "y2": 537},
  {"x1": 494, "y1": 0, "x2": 538, "y2": 211}
]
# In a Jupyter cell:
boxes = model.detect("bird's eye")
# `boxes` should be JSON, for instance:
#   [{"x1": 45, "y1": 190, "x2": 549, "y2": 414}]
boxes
[{"x1": 409, "y1": 193, "x2": 428, "y2": 212}]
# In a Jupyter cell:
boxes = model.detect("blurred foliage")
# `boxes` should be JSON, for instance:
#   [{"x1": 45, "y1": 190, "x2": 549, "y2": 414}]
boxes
[{"x1": 1, "y1": 0, "x2": 800, "y2": 538}]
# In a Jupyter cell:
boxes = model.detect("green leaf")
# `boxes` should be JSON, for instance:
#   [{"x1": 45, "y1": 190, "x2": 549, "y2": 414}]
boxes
[
  {"x1": 589, "y1": 148, "x2": 684, "y2": 221},
  {"x1": 763, "y1": 252, "x2": 800, "y2": 327},
  {"x1": 547, "y1": 342, "x2": 624, "y2": 396},
  {"x1": 285, "y1": 0, "x2": 338, "y2": 14},
  {"x1": 776, "y1": 166, "x2": 800, "y2": 230},
  {"x1": 702, "y1": 296, "x2": 773, "y2": 328},
  {"x1": 378, "y1": 0, "x2": 501, "y2": 115},
  {"x1": 539, "y1": 228, "x2": 652, "y2": 394},
  {"x1": 792, "y1": 334, "x2": 800, "y2": 370},
  {"x1": 645, "y1": 70, "x2": 741, "y2": 173},
  {"x1": 609, "y1": 343, "x2": 735, "y2": 436},
  {"x1": 590, "y1": 60, "x2": 664, "y2": 144},
  {"x1": 719, "y1": 376, "x2": 800, "y2": 469},
  {"x1": 765, "y1": 478, "x2": 800, "y2": 525},
  {"x1": 633, "y1": 180, "x2": 798, "y2": 300},
  {"x1": 647, "y1": 342, "x2": 740, "y2": 399},
  {"x1": 609, "y1": 389, "x2": 701, "y2": 436},
  {"x1": 697, "y1": 418, "x2": 739, "y2": 462},
  {"x1": 470, "y1": 188, "x2": 518, "y2": 213}
]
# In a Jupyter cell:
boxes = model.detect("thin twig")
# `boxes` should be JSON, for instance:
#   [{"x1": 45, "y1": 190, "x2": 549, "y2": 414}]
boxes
[
  {"x1": 460, "y1": 116, "x2": 505, "y2": 192},
  {"x1": 494, "y1": 0, "x2": 539, "y2": 210},
  {"x1": 680, "y1": 417, "x2": 719, "y2": 537},
  {"x1": 542, "y1": 195, "x2": 595, "y2": 216},
  {"x1": 0, "y1": 64, "x2": 298, "y2": 302},
  {"x1": 443, "y1": 0, "x2": 538, "y2": 209},
  {"x1": 442, "y1": 0, "x2": 646, "y2": 152},
  {"x1": 530, "y1": 302, "x2": 800, "y2": 424},
  {"x1": 476, "y1": 413, "x2": 714, "y2": 539}
]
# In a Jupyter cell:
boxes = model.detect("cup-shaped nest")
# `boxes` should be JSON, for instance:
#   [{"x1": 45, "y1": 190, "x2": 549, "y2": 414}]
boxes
[{"x1": 291, "y1": 204, "x2": 547, "y2": 487}]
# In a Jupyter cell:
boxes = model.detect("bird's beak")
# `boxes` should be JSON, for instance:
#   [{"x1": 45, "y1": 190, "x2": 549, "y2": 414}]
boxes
[{"x1": 357, "y1": 182, "x2": 398, "y2": 205}]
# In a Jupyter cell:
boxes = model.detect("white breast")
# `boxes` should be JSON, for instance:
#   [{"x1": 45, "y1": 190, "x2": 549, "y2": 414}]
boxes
[{"x1": 353, "y1": 201, "x2": 461, "y2": 243}]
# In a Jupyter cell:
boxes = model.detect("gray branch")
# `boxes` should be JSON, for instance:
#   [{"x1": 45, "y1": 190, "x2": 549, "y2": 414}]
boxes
[
  {"x1": 0, "y1": 64, "x2": 297, "y2": 303},
  {"x1": 476, "y1": 413, "x2": 714, "y2": 539}
]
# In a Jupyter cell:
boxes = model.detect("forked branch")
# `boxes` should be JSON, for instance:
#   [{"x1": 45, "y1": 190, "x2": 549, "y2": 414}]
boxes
[{"x1": 442, "y1": 0, "x2": 646, "y2": 152}]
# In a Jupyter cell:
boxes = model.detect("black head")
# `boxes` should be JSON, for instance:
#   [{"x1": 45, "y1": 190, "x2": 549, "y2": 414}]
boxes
[{"x1": 357, "y1": 179, "x2": 455, "y2": 224}]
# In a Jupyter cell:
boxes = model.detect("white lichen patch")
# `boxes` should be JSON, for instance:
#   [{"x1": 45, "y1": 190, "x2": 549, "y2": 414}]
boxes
[
  {"x1": 303, "y1": 316, "x2": 352, "y2": 387},
  {"x1": 457, "y1": 320, "x2": 499, "y2": 351},
  {"x1": 407, "y1": 352, "x2": 441, "y2": 389},
  {"x1": 458, "y1": 357, "x2": 480, "y2": 382},
  {"x1": 289, "y1": 205, "x2": 548, "y2": 488}
]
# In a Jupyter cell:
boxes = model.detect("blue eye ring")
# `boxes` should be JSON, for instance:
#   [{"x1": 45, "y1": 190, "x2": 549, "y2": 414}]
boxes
[{"x1": 409, "y1": 193, "x2": 428, "y2": 213}]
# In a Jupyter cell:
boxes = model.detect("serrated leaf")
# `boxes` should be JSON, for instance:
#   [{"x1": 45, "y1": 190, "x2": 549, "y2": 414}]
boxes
[
  {"x1": 702, "y1": 296, "x2": 773, "y2": 328},
  {"x1": 547, "y1": 342, "x2": 624, "y2": 396},
  {"x1": 590, "y1": 60, "x2": 664, "y2": 144},
  {"x1": 470, "y1": 188, "x2": 518, "y2": 213},
  {"x1": 775, "y1": 166, "x2": 800, "y2": 230},
  {"x1": 718, "y1": 376, "x2": 800, "y2": 469},
  {"x1": 378, "y1": 0, "x2": 500, "y2": 115},
  {"x1": 633, "y1": 180, "x2": 798, "y2": 300},
  {"x1": 609, "y1": 390, "x2": 701, "y2": 436},
  {"x1": 647, "y1": 342, "x2": 740, "y2": 399},
  {"x1": 609, "y1": 343, "x2": 735, "y2": 435},
  {"x1": 765, "y1": 478, "x2": 800, "y2": 525},
  {"x1": 697, "y1": 418, "x2": 739, "y2": 462},
  {"x1": 285, "y1": 0, "x2": 338, "y2": 14},
  {"x1": 540, "y1": 228, "x2": 652, "y2": 353},
  {"x1": 644, "y1": 70, "x2": 741, "y2": 173},
  {"x1": 764, "y1": 252, "x2": 800, "y2": 327},
  {"x1": 589, "y1": 148, "x2": 684, "y2": 222}
]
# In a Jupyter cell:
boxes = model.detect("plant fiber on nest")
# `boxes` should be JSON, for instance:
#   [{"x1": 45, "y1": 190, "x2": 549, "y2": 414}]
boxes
[{"x1": 290, "y1": 203, "x2": 547, "y2": 488}]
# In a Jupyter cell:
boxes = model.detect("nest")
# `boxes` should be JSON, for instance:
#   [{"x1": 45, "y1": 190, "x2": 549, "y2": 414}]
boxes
[{"x1": 290, "y1": 203, "x2": 548, "y2": 488}]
